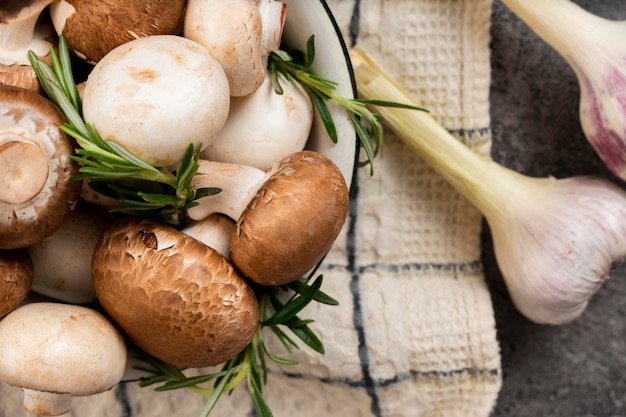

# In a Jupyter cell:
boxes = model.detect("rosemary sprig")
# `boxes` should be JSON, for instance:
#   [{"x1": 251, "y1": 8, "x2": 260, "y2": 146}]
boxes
[
  {"x1": 135, "y1": 274, "x2": 338, "y2": 417},
  {"x1": 268, "y1": 35, "x2": 427, "y2": 175},
  {"x1": 28, "y1": 36, "x2": 218, "y2": 226}
]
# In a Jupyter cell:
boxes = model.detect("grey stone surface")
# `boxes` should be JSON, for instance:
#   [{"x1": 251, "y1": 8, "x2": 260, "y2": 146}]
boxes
[{"x1": 487, "y1": 1, "x2": 626, "y2": 416}]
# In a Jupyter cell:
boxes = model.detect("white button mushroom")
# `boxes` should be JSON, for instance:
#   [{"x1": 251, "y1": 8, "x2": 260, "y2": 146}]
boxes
[
  {"x1": 183, "y1": 0, "x2": 287, "y2": 97},
  {"x1": 49, "y1": 0, "x2": 187, "y2": 64},
  {"x1": 0, "y1": 0, "x2": 57, "y2": 92},
  {"x1": 201, "y1": 72, "x2": 314, "y2": 171},
  {"x1": 27, "y1": 204, "x2": 109, "y2": 304},
  {"x1": 0, "y1": 85, "x2": 82, "y2": 249},
  {"x1": 0, "y1": 302, "x2": 127, "y2": 416},
  {"x1": 189, "y1": 150, "x2": 350, "y2": 285},
  {"x1": 81, "y1": 35, "x2": 231, "y2": 167}
]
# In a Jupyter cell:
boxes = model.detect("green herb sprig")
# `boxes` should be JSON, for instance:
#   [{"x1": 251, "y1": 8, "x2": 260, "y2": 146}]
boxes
[
  {"x1": 269, "y1": 35, "x2": 427, "y2": 175},
  {"x1": 28, "y1": 36, "x2": 218, "y2": 226},
  {"x1": 135, "y1": 274, "x2": 338, "y2": 417}
]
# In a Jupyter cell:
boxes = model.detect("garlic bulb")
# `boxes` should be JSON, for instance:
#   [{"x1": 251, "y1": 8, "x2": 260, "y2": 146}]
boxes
[
  {"x1": 488, "y1": 176, "x2": 626, "y2": 324},
  {"x1": 350, "y1": 45, "x2": 626, "y2": 325},
  {"x1": 500, "y1": 0, "x2": 626, "y2": 181}
]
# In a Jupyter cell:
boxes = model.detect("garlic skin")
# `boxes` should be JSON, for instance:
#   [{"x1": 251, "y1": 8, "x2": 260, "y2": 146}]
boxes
[
  {"x1": 488, "y1": 176, "x2": 626, "y2": 325},
  {"x1": 500, "y1": 0, "x2": 626, "y2": 181}
]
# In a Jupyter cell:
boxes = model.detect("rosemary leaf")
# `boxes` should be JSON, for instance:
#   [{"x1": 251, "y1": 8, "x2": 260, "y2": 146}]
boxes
[
  {"x1": 138, "y1": 374, "x2": 173, "y2": 388},
  {"x1": 286, "y1": 278, "x2": 339, "y2": 305},
  {"x1": 268, "y1": 34, "x2": 427, "y2": 175},
  {"x1": 197, "y1": 367, "x2": 237, "y2": 417},
  {"x1": 105, "y1": 140, "x2": 161, "y2": 174},
  {"x1": 269, "y1": 324, "x2": 299, "y2": 353},
  {"x1": 309, "y1": 89, "x2": 338, "y2": 143},
  {"x1": 135, "y1": 192, "x2": 185, "y2": 206},
  {"x1": 289, "y1": 324, "x2": 324, "y2": 354},
  {"x1": 262, "y1": 276, "x2": 323, "y2": 326},
  {"x1": 154, "y1": 374, "x2": 220, "y2": 392},
  {"x1": 259, "y1": 341, "x2": 299, "y2": 366}
]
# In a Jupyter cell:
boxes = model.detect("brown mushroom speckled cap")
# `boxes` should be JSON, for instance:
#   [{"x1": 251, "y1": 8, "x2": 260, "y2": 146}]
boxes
[
  {"x1": 0, "y1": 248, "x2": 33, "y2": 317},
  {"x1": 92, "y1": 217, "x2": 260, "y2": 368},
  {"x1": 230, "y1": 150, "x2": 350, "y2": 286},
  {"x1": 50, "y1": 0, "x2": 187, "y2": 64}
]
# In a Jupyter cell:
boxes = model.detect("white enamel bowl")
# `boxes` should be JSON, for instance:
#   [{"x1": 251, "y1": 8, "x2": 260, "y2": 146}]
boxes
[{"x1": 120, "y1": 0, "x2": 358, "y2": 381}]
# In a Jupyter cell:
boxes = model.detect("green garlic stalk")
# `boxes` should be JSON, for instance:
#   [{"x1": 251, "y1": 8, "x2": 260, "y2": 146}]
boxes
[{"x1": 350, "y1": 45, "x2": 626, "y2": 325}]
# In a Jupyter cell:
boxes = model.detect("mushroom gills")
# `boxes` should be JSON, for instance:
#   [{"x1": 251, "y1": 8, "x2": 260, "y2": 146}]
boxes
[{"x1": 0, "y1": 85, "x2": 82, "y2": 250}]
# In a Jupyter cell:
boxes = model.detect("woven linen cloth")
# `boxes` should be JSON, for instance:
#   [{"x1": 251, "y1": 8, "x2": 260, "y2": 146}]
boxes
[{"x1": 0, "y1": 1, "x2": 502, "y2": 416}]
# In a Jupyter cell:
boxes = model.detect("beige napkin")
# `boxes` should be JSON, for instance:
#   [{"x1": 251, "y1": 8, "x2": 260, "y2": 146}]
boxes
[{"x1": 0, "y1": 1, "x2": 502, "y2": 416}]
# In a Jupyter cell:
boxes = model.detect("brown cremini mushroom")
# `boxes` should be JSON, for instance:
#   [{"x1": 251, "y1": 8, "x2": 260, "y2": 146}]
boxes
[
  {"x1": 0, "y1": 85, "x2": 82, "y2": 249},
  {"x1": 92, "y1": 217, "x2": 260, "y2": 368},
  {"x1": 0, "y1": 0, "x2": 57, "y2": 92},
  {"x1": 189, "y1": 150, "x2": 350, "y2": 286},
  {"x1": 0, "y1": 248, "x2": 33, "y2": 317},
  {"x1": 49, "y1": 0, "x2": 187, "y2": 64},
  {"x1": 183, "y1": 0, "x2": 287, "y2": 97},
  {"x1": 0, "y1": 302, "x2": 127, "y2": 416}
]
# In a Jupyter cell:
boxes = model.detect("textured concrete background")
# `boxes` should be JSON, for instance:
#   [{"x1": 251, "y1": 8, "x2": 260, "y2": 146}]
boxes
[{"x1": 486, "y1": 1, "x2": 626, "y2": 416}]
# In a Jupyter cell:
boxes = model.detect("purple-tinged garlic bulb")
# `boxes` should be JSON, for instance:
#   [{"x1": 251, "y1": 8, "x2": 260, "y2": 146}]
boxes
[
  {"x1": 500, "y1": 0, "x2": 626, "y2": 181},
  {"x1": 487, "y1": 176, "x2": 626, "y2": 324}
]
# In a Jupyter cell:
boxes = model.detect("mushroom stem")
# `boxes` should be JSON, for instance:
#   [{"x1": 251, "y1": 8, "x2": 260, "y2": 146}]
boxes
[
  {"x1": 260, "y1": 0, "x2": 287, "y2": 52},
  {"x1": 0, "y1": 138, "x2": 49, "y2": 204},
  {"x1": 182, "y1": 214, "x2": 235, "y2": 258},
  {"x1": 189, "y1": 160, "x2": 269, "y2": 221},
  {"x1": 0, "y1": 1, "x2": 55, "y2": 65},
  {"x1": 23, "y1": 389, "x2": 71, "y2": 416}
]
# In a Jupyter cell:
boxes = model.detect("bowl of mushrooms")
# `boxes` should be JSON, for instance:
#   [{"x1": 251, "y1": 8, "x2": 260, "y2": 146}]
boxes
[{"x1": 0, "y1": 0, "x2": 358, "y2": 416}]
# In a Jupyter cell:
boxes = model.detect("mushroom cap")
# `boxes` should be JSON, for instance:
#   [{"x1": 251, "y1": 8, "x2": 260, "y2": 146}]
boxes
[
  {"x1": 183, "y1": 0, "x2": 286, "y2": 97},
  {"x1": 230, "y1": 151, "x2": 350, "y2": 286},
  {"x1": 82, "y1": 35, "x2": 231, "y2": 167},
  {"x1": 0, "y1": 248, "x2": 33, "y2": 317},
  {"x1": 49, "y1": 0, "x2": 187, "y2": 64},
  {"x1": 28, "y1": 204, "x2": 109, "y2": 304},
  {"x1": 201, "y1": 72, "x2": 314, "y2": 171},
  {"x1": 0, "y1": 85, "x2": 82, "y2": 249},
  {"x1": 0, "y1": 62, "x2": 45, "y2": 93},
  {"x1": 92, "y1": 217, "x2": 260, "y2": 368},
  {"x1": 0, "y1": 302, "x2": 127, "y2": 396}
]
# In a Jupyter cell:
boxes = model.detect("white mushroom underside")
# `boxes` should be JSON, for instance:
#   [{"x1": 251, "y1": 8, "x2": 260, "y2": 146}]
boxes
[
  {"x1": 0, "y1": 109, "x2": 63, "y2": 220},
  {"x1": 0, "y1": 18, "x2": 53, "y2": 65}
]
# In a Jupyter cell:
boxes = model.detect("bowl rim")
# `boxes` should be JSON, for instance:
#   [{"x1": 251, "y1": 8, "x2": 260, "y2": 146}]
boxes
[{"x1": 317, "y1": 0, "x2": 360, "y2": 193}]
